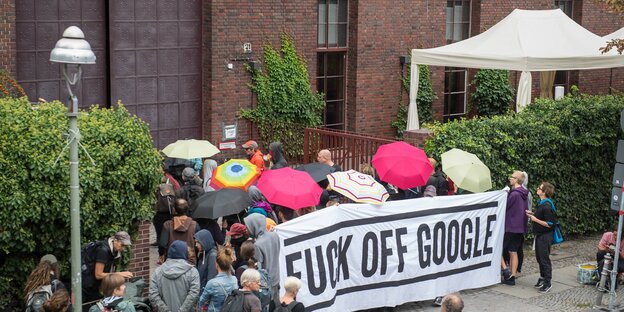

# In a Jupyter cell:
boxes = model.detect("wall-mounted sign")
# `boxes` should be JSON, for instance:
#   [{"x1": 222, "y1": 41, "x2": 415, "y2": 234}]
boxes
[
  {"x1": 219, "y1": 141, "x2": 237, "y2": 150},
  {"x1": 223, "y1": 124, "x2": 237, "y2": 140}
]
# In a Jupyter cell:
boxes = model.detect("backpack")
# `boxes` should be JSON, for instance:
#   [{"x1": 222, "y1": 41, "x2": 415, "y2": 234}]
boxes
[
  {"x1": 25, "y1": 285, "x2": 52, "y2": 312},
  {"x1": 543, "y1": 199, "x2": 564, "y2": 245},
  {"x1": 155, "y1": 183, "x2": 175, "y2": 214},
  {"x1": 92, "y1": 297, "x2": 123, "y2": 312},
  {"x1": 239, "y1": 265, "x2": 273, "y2": 309},
  {"x1": 220, "y1": 289, "x2": 246, "y2": 312},
  {"x1": 81, "y1": 241, "x2": 105, "y2": 288},
  {"x1": 176, "y1": 184, "x2": 205, "y2": 208},
  {"x1": 274, "y1": 301, "x2": 300, "y2": 312}
]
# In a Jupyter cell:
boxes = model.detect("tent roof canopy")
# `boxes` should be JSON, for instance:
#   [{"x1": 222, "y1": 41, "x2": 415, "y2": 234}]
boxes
[
  {"x1": 604, "y1": 27, "x2": 624, "y2": 40},
  {"x1": 411, "y1": 9, "x2": 624, "y2": 72}
]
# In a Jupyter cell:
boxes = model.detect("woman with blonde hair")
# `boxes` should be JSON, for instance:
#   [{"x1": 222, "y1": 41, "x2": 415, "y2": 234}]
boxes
[
  {"x1": 239, "y1": 269, "x2": 262, "y2": 312},
  {"x1": 199, "y1": 247, "x2": 238, "y2": 311},
  {"x1": 88, "y1": 273, "x2": 135, "y2": 312},
  {"x1": 270, "y1": 276, "x2": 305, "y2": 311}
]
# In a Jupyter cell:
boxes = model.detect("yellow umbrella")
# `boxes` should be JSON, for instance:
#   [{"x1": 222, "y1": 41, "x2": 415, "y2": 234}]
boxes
[
  {"x1": 441, "y1": 148, "x2": 492, "y2": 193},
  {"x1": 162, "y1": 139, "x2": 220, "y2": 159}
]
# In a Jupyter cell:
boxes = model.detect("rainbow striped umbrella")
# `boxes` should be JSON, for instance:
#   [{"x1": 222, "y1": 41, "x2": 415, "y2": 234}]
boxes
[
  {"x1": 327, "y1": 170, "x2": 389, "y2": 205},
  {"x1": 211, "y1": 159, "x2": 260, "y2": 190}
]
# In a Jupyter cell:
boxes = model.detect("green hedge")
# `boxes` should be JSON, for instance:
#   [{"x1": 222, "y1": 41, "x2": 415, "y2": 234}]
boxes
[
  {"x1": 0, "y1": 98, "x2": 161, "y2": 309},
  {"x1": 425, "y1": 94, "x2": 624, "y2": 235}
]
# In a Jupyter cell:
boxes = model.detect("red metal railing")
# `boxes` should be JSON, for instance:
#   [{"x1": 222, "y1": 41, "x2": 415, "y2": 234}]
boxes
[{"x1": 303, "y1": 127, "x2": 398, "y2": 171}]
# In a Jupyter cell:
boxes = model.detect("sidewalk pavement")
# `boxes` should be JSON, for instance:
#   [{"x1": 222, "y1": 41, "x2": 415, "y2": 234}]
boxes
[{"x1": 397, "y1": 239, "x2": 624, "y2": 312}]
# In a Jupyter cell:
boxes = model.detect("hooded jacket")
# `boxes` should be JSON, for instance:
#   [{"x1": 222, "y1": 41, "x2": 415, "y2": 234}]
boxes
[
  {"x1": 268, "y1": 142, "x2": 288, "y2": 169},
  {"x1": 243, "y1": 213, "x2": 280, "y2": 288},
  {"x1": 505, "y1": 186, "x2": 530, "y2": 233},
  {"x1": 160, "y1": 216, "x2": 199, "y2": 257},
  {"x1": 149, "y1": 241, "x2": 200, "y2": 312},
  {"x1": 194, "y1": 229, "x2": 217, "y2": 290}
]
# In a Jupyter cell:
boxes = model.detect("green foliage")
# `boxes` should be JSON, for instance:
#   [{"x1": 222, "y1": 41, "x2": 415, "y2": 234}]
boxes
[
  {"x1": 240, "y1": 34, "x2": 324, "y2": 161},
  {"x1": 471, "y1": 69, "x2": 515, "y2": 117},
  {"x1": 393, "y1": 64, "x2": 435, "y2": 138},
  {"x1": 425, "y1": 94, "x2": 624, "y2": 236},
  {"x1": 0, "y1": 98, "x2": 161, "y2": 308}
]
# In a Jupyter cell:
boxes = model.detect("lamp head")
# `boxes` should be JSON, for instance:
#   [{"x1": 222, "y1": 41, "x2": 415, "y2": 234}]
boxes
[{"x1": 50, "y1": 26, "x2": 96, "y2": 65}]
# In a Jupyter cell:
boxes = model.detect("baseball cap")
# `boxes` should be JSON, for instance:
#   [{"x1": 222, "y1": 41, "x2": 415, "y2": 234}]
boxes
[
  {"x1": 182, "y1": 167, "x2": 196, "y2": 179},
  {"x1": 114, "y1": 231, "x2": 132, "y2": 246},
  {"x1": 40, "y1": 254, "x2": 58, "y2": 264},
  {"x1": 242, "y1": 140, "x2": 258, "y2": 149},
  {"x1": 226, "y1": 223, "x2": 248, "y2": 236}
]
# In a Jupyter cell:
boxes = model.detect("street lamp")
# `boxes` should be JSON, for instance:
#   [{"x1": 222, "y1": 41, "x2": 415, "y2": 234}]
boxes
[{"x1": 50, "y1": 26, "x2": 96, "y2": 311}]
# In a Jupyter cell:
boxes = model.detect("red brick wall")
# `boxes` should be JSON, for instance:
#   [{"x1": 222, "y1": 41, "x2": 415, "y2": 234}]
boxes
[
  {"x1": 350, "y1": 1, "x2": 446, "y2": 137},
  {"x1": 127, "y1": 220, "x2": 151, "y2": 294},
  {"x1": 578, "y1": 1, "x2": 624, "y2": 95},
  {"x1": 204, "y1": 0, "x2": 317, "y2": 158},
  {"x1": 0, "y1": 0, "x2": 15, "y2": 75}
]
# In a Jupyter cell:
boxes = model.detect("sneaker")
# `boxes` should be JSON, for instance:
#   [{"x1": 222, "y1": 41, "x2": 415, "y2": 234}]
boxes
[
  {"x1": 502, "y1": 276, "x2": 516, "y2": 285},
  {"x1": 539, "y1": 283, "x2": 552, "y2": 293},
  {"x1": 502, "y1": 269, "x2": 512, "y2": 280},
  {"x1": 433, "y1": 296, "x2": 443, "y2": 306},
  {"x1": 534, "y1": 278, "x2": 545, "y2": 288}
]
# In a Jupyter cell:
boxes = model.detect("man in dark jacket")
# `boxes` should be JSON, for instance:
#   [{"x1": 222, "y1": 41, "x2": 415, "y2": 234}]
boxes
[
  {"x1": 194, "y1": 229, "x2": 217, "y2": 293},
  {"x1": 501, "y1": 170, "x2": 529, "y2": 285},
  {"x1": 149, "y1": 240, "x2": 200, "y2": 312},
  {"x1": 425, "y1": 158, "x2": 448, "y2": 196},
  {"x1": 176, "y1": 167, "x2": 205, "y2": 209}
]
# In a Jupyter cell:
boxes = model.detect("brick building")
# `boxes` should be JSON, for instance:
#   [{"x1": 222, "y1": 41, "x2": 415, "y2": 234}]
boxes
[{"x1": 0, "y1": 0, "x2": 623, "y2": 149}]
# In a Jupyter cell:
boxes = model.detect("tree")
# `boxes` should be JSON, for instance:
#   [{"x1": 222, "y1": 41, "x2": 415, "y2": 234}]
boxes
[{"x1": 600, "y1": 0, "x2": 624, "y2": 54}]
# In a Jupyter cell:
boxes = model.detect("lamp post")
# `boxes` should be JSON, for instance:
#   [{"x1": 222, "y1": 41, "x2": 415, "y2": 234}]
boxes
[{"x1": 50, "y1": 26, "x2": 96, "y2": 311}]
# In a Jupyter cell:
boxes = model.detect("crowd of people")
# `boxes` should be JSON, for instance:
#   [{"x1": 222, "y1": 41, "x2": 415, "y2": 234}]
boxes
[{"x1": 24, "y1": 140, "x2": 570, "y2": 312}]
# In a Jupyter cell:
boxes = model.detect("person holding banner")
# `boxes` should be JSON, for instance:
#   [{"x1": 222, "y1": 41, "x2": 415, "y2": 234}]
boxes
[
  {"x1": 501, "y1": 171, "x2": 529, "y2": 285},
  {"x1": 526, "y1": 182, "x2": 556, "y2": 293}
]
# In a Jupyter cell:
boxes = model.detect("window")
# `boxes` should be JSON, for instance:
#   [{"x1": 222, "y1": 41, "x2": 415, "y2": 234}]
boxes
[
  {"x1": 444, "y1": 0, "x2": 471, "y2": 121},
  {"x1": 555, "y1": 0, "x2": 573, "y2": 17},
  {"x1": 317, "y1": 53, "x2": 346, "y2": 128},
  {"x1": 554, "y1": 0, "x2": 574, "y2": 94},
  {"x1": 318, "y1": 0, "x2": 348, "y2": 48},
  {"x1": 318, "y1": 0, "x2": 348, "y2": 129}
]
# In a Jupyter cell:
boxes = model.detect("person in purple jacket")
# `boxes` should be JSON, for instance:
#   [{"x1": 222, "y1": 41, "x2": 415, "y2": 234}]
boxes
[{"x1": 501, "y1": 170, "x2": 529, "y2": 285}]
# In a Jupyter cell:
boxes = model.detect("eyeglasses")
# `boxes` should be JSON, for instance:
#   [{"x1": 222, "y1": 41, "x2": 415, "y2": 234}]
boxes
[
  {"x1": 537, "y1": 187, "x2": 543, "y2": 191},
  {"x1": 509, "y1": 176, "x2": 517, "y2": 180}
]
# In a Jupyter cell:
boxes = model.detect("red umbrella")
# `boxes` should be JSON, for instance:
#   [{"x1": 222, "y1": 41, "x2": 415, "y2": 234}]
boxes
[
  {"x1": 256, "y1": 167, "x2": 323, "y2": 210},
  {"x1": 371, "y1": 141, "x2": 433, "y2": 190}
]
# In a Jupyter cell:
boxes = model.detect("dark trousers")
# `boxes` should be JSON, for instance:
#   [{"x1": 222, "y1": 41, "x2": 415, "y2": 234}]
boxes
[
  {"x1": 153, "y1": 212, "x2": 172, "y2": 245},
  {"x1": 535, "y1": 232, "x2": 553, "y2": 284},
  {"x1": 597, "y1": 250, "x2": 624, "y2": 274}
]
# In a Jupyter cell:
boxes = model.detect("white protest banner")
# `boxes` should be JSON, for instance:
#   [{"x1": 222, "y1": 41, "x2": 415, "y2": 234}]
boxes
[{"x1": 275, "y1": 190, "x2": 507, "y2": 311}]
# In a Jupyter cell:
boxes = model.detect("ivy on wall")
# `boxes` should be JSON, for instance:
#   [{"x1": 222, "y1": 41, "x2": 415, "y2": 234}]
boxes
[
  {"x1": 471, "y1": 69, "x2": 515, "y2": 117},
  {"x1": 392, "y1": 64, "x2": 435, "y2": 137}
]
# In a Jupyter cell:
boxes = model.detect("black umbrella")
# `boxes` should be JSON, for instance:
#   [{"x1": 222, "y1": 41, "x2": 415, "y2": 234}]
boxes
[
  {"x1": 164, "y1": 157, "x2": 194, "y2": 171},
  {"x1": 295, "y1": 163, "x2": 336, "y2": 183},
  {"x1": 191, "y1": 188, "x2": 252, "y2": 219}
]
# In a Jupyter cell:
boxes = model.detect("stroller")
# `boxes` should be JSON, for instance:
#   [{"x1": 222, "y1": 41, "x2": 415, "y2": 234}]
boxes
[{"x1": 124, "y1": 277, "x2": 151, "y2": 312}]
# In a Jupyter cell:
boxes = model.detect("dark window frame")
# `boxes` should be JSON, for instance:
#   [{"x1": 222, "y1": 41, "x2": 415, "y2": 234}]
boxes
[
  {"x1": 443, "y1": 0, "x2": 471, "y2": 121},
  {"x1": 317, "y1": 0, "x2": 348, "y2": 129}
]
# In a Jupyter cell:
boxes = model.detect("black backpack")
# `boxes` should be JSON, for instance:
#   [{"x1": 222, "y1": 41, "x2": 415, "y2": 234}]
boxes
[
  {"x1": 177, "y1": 184, "x2": 204, "y2": 208},
  {"x1": 155, "y1": 183, "x2": 175, "y2": 214},
  {"x1": 274, "y1": 301, "x2": 301, "y2": 312},
  {"x1": 221, "y1": 289, "x2": 246, "y2": 312},
  {"x1": 81, "y1": 241, "x2": 105, "y2": 288}
]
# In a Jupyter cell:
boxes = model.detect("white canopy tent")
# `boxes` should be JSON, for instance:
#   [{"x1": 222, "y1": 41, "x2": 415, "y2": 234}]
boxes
[
  {"x1": 605, "y1": 27, "x2": 624, "y2": 40},
  {"x1": 407, "y1": 9, "x2": 624, "y2": 130}
]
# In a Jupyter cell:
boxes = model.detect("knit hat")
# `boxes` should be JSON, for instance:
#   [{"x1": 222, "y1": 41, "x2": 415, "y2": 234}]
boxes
[
  {"x1": 424, "y1": 185, "x2": 437, "y2": 198},
  {"x1": 226, "y1": 223, "x2": 248, "y2": 237},
  {"x1": 168, "y1": 240, "x2": 188, "y2": 260}
]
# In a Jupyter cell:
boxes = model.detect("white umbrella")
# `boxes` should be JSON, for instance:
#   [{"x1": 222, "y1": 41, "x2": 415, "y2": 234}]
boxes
[{"x1": 162, "y1": 139, "x2": 220, "y2": 159}]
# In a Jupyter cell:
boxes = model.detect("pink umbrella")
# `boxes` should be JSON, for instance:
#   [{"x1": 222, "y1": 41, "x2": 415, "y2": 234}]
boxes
[
  {"x1": 371, "y1": 141, "x2": 433, "y2": 190},
  {"x1": 256, "y1": 167, "x2": 323, "y2": 210}
]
